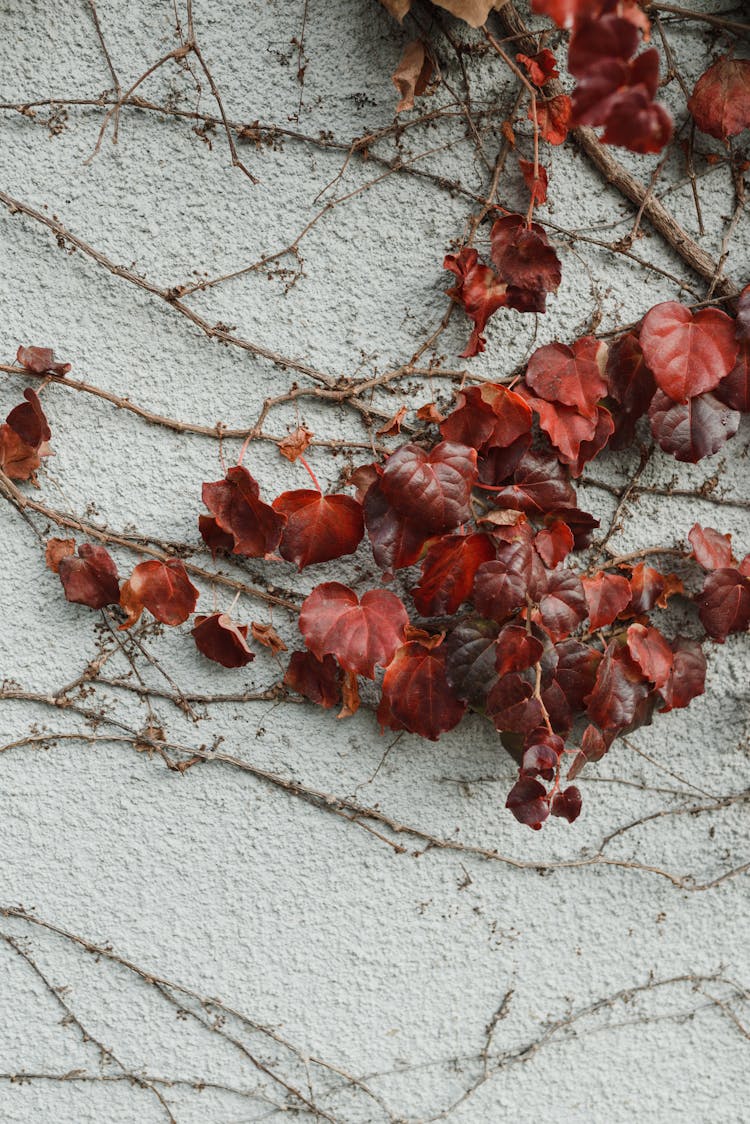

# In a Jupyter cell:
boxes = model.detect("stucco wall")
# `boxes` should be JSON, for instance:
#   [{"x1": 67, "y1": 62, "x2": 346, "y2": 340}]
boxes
[{"x1": 0, "y1": 2, "x2": 748, "y2": 1121}]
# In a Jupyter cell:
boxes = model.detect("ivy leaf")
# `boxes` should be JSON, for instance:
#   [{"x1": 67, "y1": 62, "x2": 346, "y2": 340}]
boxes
[
  {"x1": 45, "y1": 537, "x2": 75, "y2": 573},
  {"x1": 626, "y1": 623, "x2": 673, "y2": 689},
  {"x1": 412, "y1": 532, "x2": 495, "y2": 616},
  {"x1": 444, "y1": 617, "x2": 499, "y2": 708},
  {"x1": 192, "y1": 613, "x2": 254, "y2": 668},
  {"x1": 439, "y1": 383, "x2": 532, "y2": 453},
  {"x1": 495, "y1": 623, "x2": 544, "y2": 676},
  {"x1": 16, "y1": 344, "x2": 71, "y2": 376},
  {"x1": 202, "y1": 465, "x2": 286, "y2": 557},
  {"x1": 688, "y1": 56, "x2": 750, "y2": 140},
  {"x1": 567, "y1": 722, "x2": 611, "y2": 780},
  {"x1": 696, "y1": 568, "x2": 750, "y2": 643},
  {"x1": 487, "y1": 674, "x2": 545, "y2": 736},
  {"x1": 58, "y1": 543, "x2": 120, "y2": 610},
  {"x1": 688, "y1": 524, "x2": 734, "y2": 571},
  {"x1": 714, "y1": 342, "x2": 750, "y2": 413},
  {"x1": 284, "y1": 650, "x2": 342, "y2": 709},
  {"x1": 520, "y1": 389, "x2": 598, "y2": 464},
  {"x1": 519, "y1": 158, "x2": 548, "y2": 205},
  {"x1": 444, "y1": 248, "x2": 508, "y2": 357},
  {"x1": 380, "y1": 441, "x2": 477, "y2": 533},
  {"x1": 505, "y1": 776, "x2": 549, "y2": 830},
  {"x1": 363, "y1": 478, "x2": 430, "y2": 574},
  {"x1": 490, "y1": 449, "x2": 577, "y2": 514},
  {"x1": 554, "y1": 638, "x2": 602, "y2": 712},
  {"x1": 392, "y1": 40, "x2": 433, "y2": 113},
  {"x1": 534, "y1": 519, "x2": 574, "y2": 568},
  {"x1": 299, "y1": 582, "x2": 408, "y2": 678},
  {"x1": 533, "y1": 94, "x2": 572, "y2": 145},
  {"x1": 640, "y1": 303, "x2": 738, "y2": 402},
  {"x1": 490, "y1": 214, "x2": 562, "y2": 298},
  {"x1": 550, "y1": 785, "x2": 582, "y2": 822},
  {"x1": 378, "y1": 642, "x2": 466, "y2": 740},
  {"x1": 606, "y1": 331, "x2": 656, "y2": 448},
  {"x1": 119, "y1": 559, "x2": 199, "y2": 628},
  {"x1": 525, "y1": 337, "x2": 608, "y2": 419},
  {"x1": 659, "y1": 638, "x2": 706, "y2": 712},
  {"x1": 473, "y1": 540, "x2": 532, "y2": 622},
  {"x1": 278, "y1": 426, "x2": 313, "y2": 463},
  {"x1": 198, "y1": 515, "x2": 235, "y2": 559},
  {"x1": 6, "y1": 388, "x2": 51, "y2": 447},
  {"x1": 521, "y1": 727, "x2": 564, "y2": 780},
  {"x1": 585, "y1": 642, "x2": 650, "y2": 730},
  {"x1": 516, "y1": 49, "x2": 559, "y2": 86},
  {"x1": 627, "y1": 563, "x2": 683, "y2": 614},
  {"x1": 581, "y1": 571, "x2": 632, "y2": 630},
  {"x1": 0, "y1": 424, "x2": 46, "y2": 481},
  {"x1": 649, "y1": 390, "x2": 740, "y2": 462},
  {"x1": 535, "y1": 566, "x2": 587, "y2": 642},
  {"x1": 272, "y1": 490, "x2": 364, "y2": 569},
  {"x1": 568, "y1": 15, "x2": 640, "y2": 75}
]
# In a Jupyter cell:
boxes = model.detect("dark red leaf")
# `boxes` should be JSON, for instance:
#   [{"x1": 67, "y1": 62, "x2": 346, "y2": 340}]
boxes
[
  {"x1": 550, "y1": 785, "x2": 582, "y2": 822},
  {"x1": 567, "y1": 722, "x2": 611, "y2": 780},
  {"x1": 688, "y1": 523, "x2": 734, "y2": 570},
  {"x1": 521, "y1": 391, "x2": 598, "y2": 464},
  {"x1": 505, "y1": 776, "x2": 549, "y2": 829},
  {"x1": 490, "y1": 214, "x2": 562, "y2": 296},
  {"x1": 380, "y1": 441, "x2": 477, "y2": 533},
  {"x1": 600, "y1": 85, "x2": 672, "y2": 154},
  {"x1": 363, "y1": 478, "x2": 430, "y2": 573},
  {"x1": 524, "y1": 336, "x2": 608, "y2": 419},
  {"x1": 299, "y1": 582, "x2": 408, "y2": 677},
  {"x1": 627, "y1": 563, "x2": 683, "y2": 615},
  {"x1": 688, "y1": 56, "x2": 750, "y2": 140},
  {"x1": 16, "y1": 345, "x2": 71, "y2": 376},
  {"x1": 444, "y1": 617, "x2": 500, "y2": 708},
  {"x1": 649, "y1": 389, "x2": 740, "y2": 462},
  {"x1": 6, "y1": 388, "x2": 51, "y2": 447},
  {"x1": 516, "y1": 48, "x2": 559, "y2": 86},
  {"x1": 192, "y1": 613, "x2": 254, "y2": 668},
  {"x1": 378, "y1": 643, "x2": 466, "y2": 740},
  {"x1": 568, "y1": 405, "x2": 614, "y2": 476},
  {"x1": 199, "y1": 515, "x2": 235, "y2": 558},
  {"x1": 473, "y1": 539, "x2": 532, "y2": 622},
  {"x1": 535, "y1": 567, "x2": 587, "y2": 642},
  {"x1": 58, "y1": 543, "x2": 120, "y2": 610},
  {"x1": 581, "y1": 572, "x2": 631, "y2": 630},
  {"x1": 439, "y1": 383, "x2": 532, "y2": 452},
  {"x1": 606, "y1": 331, "x2": 656, "y2": 448},
  {"x1": 585, "y1": 642, "x2": 650, "y2": 730},
  {"x1": 202, "y1": 465, "x2": 285, "y2": 558},
  {"x1": 412, "y1": 532, "x2": 495, "y2": 616},
  {"x1": 534, "y1": 519, "x2": 574, "y2": 568},
  {"x1": 272, "y1": 490, "x2": 364, "y2": 569},
  {"x1": 640, "y1": 303, "x2": 738, "y2": 402},
  {"x1": 554, "y1": 638, "x2": 602, "y2": 711},
  {"x1": 488, "y1": 674, "x2": 545, "y2": 736},
  {"x1": 495, "y1": 623, "x2": 544, "y2": 676},
  {"x1": 120, "y1": 559, "x2": 199, "y2": 628},
  {"x1": 489, "y1": 449, "x2": 577, "y2": 514},
  {"x1": 521, "y1": 727, "x2": 564, "y2": 780},
  {"x1": 659, "y1": 638, "x2": 706, "y2": 712},
  {"x1": 696, "y1": 568, "x2": 750, "y2": 642},
  {"x1": 284, "y1": 650, "x2": 342, "y2": 708},
  {"x1": 626, "y1": 623, "x2": 673, "y2": 689},
  {"x1": 444, "y1": 247, "x2": 508, "y2": 357},
  {"x1": 714, "y1": 342, "x2": 750, "y2": 413},
  {"x1": 568, "y1": 16, "x2": 639, "y2": 75}
]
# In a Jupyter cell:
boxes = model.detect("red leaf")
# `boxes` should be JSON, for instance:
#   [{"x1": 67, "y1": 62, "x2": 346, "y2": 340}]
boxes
[
  {"x1": 439, "y1": 383, "x2": 532, "y2": 452},
  {"x1": 380, "y1": 441, "x2": 477, "y2": 533},
  {"x1": 58, "y1": 543, "x2": 120, "y2": 610},
  {"x1": 495, "y1": 623, "x2": 544, "y2": 676},
  {"x1": 272, "y1": 490, "x2": 364, "y2": 569},
  {"x1": 517, "y1": 48, "x2": 559, "y2": 86},
  {"x1": 535, "y1": 566, "x2": 587, "y2": 642},
  {"x1": 198, "y1": 515, "x2": 235, "y2": 558},
  {"x1": 597, "y1": 80, "x2": 672, "y2": 154},
  {"x1": 363, "y1": 478, "x2": 430, "y2": 573},
  {"x1": 521, "y1": 390, "x2": 599, "y2": 464},
  {"x1": 505, "y1": 776, "x2": 549, "y2": 830},
  {"x1": 659, "y1": 638, "x2": 706, "y2": 712},
  {"x1": 534, "y1": 519, "x2": 574, "y2": 568},
  {"x1": 627, "y1": 563, "x2": 683, "y2": 614},
  {"x1": 45, "y1": 537, "x2": 75, "y2": 573},
  {"x1": 16, "y1": 344, "x2": 71, "y2": 376},
  {"x1": 626, "y1": 623, "x2": 673, "y2": 689},
  {"x1": 550, "y1": 785, "x2": 582, "y2": 823},
  {"x1": 412, "y1": 532, "x2": 495, "y2": 616},
  {"x1": 378, "y1": 643, "x2": 466, "y2": 740},
  {"x1": 568, "y1": 405, "x2": 614, "y2": 476},
  {"x1": 606, "y1": 331, "x2": 656, "y2": 448},
  {"x1": 521, "y1": 727, "x2": 564, "y2": 780},
  {"x1": 688, "y1": 523, "x2": 734, "y2": 570},
  {"x1": 444, "y1": 247, "x2": 508, "y2": 356},
  {"x1": 0, "y1": 424, "x2": 45, "y2": 481},
  {"x1": 119, "y1": 560, "x2": 199, "y2": 628},
  {"x1": 531, "y1": 0, "x2": 597, "y2": 29},
  {"x1": 519, "y1": 158, "x2": 548, "y2": 204},
  {"x1": 648, "y1": 389, "x2": 740, "y2": 462},
  {"x1": 554, "y1": 638, "x2": 602, "y2": 711},
  {"x1": 473, "y1": 540, "x2": 532, "y2": 622},
  {"x1": 490, "y1": 214, "x2": 562, "y2": 296},
  {"x1": 568, "y1": 16, "x2": 639, "y2": 76},
  {"x1": 567, "y1": 722, "x2": 611, "y2": 780},
  {"x1": 737, "y1": 285, "x2": 750, "y2": 344},
  {"x1": 689, "y1": 56, "x2": 750, "y2": 140},
  {"x1": 534, "y1": 94, "x2": 572, "y2": 145},
  {"x1": 489, "y1": 449, "x2": 577, "y2": 514},
  {"x1": 525, "y1": 336, "x2": 608, "y2": 419},
  {"x1": 488, "y1": 674, "x2": 545, "y2": 736},
  {"x1": 284, "y1": 650, "x2": 342, "y2": 708},
  {"x1": 192, "y1": 613, "x2": 254, "y2": 668},
  {"x1": 202, "y1": 465, "x2": 285, "y2": 557},
  {"x1": 640, "y1": 303, "x2": 738, "y2": 402},
  {"x1": 6, "y1": 388, "x2": 51, "y2": 447},
  {"x1": 696, "y1": 568, "x2": 750, "y2": 643},
  {"x1": 582, "y1": 571, "x2": 631, "y2": 630},
  {"x1": 715, "y1": 342, "x2": 750, "y2": 413},
  {"x1": 585, "y1": 642, "x2": 650, "y2": 730},
  {"x1": 444, "y1": 617, "x2": 500, "y2": 707},
  {"x1": 299, "y1": 582, "x2": 408, "y2": 678}
]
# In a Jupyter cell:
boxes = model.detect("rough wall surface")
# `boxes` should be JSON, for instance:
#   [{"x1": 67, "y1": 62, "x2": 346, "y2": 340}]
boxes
[{"x1": 0, "y1": 2, "x2": 748, "y2": 1121}]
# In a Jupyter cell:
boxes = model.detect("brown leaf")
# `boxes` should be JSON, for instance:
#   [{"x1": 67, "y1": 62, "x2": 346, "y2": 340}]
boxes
[
  {"x1": 338, "y1": 670, "x2": 361, "y2": 719},
  {"x1": 380, "y1": 0, "x2": 508, "y2": 26},
  {"x1": 278, "y1": 426, "x2": 314, "y2": 463},
  {"x1": 376, "y1": 405, "x2": 409, "y2": 436},
  {"x1": 392, "y1": 40, "x2": 433, "y2": 114},
  {"x1": 45, "y1": 537, "x2": 75, "y2": 573},
  {"x1": 416, "y1": 402, "x2": 445, "y2": 423},
  {"x1": 251, "y1": 621, "x2": 288, "y2": 655}
]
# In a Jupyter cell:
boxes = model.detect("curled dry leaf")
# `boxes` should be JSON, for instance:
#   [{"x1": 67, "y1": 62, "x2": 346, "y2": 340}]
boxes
[
  {"x1": 45, "y1": 537, "x2": 75, "y2": 573},
  {"x1": 379, "y1": 0, "x2": 508, "y2": 27},
  {"x1": 16, "y1": 344, "x2": 71, "y2": 375},
  {"x1": 0, "y1": 388, "x2": 53, "y2": 481},
  {"x1": 444, "y1": 247, "x2": 508, "y2": 357},
  {"x1": 58, "y1": 543, "x2": 120, "y2": 610},
  {"x1": 391, "y1": 40, "x2": 433, "y2": 114},
  {"x1": 251, "y1": 621, "x2": 287, "y2": 655},
  {"x1": 192, "y1": 613, "x2": 254, "y2": 668},
  {"x1": 119, "y1": 559, "x2": 199, "y2": 629},
  {"x1": 376, "y1": 405, "x2": 409, "y2": 436},
  {"x1": 278, "y1": 426, "x2": 313, "y2": 463}
]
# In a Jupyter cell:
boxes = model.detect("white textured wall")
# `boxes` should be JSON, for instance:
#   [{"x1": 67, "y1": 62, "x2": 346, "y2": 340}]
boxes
[{"x1": 0, "y1": 2, "x2": 748, "y2": 1121}]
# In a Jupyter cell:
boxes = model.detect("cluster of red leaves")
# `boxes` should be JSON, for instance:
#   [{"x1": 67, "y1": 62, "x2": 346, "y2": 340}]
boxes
[
  {"x1": 445, "y1": 214, "x2": 562, "y2": 355},
  {"x1": 533, "y1": 0, "x2": 671, "y2": 153},
  {"x1": 21, "y1": 309, "x2": 749, "y2": 830}
]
